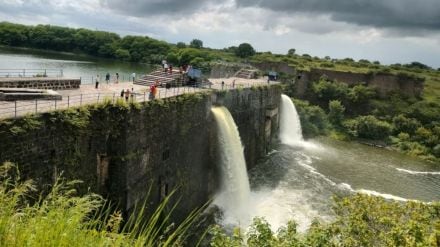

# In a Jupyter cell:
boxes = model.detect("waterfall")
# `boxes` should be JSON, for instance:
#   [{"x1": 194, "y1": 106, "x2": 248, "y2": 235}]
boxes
[
  {"x1": 211, "y1": 106, "x2": 251, "y2": 225},
  {"x1": 280, "y1": 94, "x2": 304, "y2": 146}
]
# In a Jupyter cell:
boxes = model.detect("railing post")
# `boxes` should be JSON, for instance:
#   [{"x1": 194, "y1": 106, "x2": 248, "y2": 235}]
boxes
[
  {"x1": 55, "y1": 99, "x2": 57, "y2": 110},
  {"x1": 97, "y1": 93, "x2": 100, "y2": 103},
  {"x1": 80, "y1": 94, "x2": 83, "y2": 106},
  {"x1": 144, "y1": 91, "x2": 146, "y2": 101},
  {"x1": 113, "y1": 93, "x2": 115, "y2": 103},
  {"x1": 67, "y1": 96, "x2": 70, "y2": 108},
  {"x1": 35, "y1": 100, "x2": 37, "y2": 113},
  {"x1": 14, "y1": 101, "x2": 17, "y2": 118}
]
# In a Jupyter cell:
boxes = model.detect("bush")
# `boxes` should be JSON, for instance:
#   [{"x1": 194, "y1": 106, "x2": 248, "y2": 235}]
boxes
[
  {"x1": 407, "y1": 101, "x2": 440, "y2": 124},
  {"x1": 348, "y1": 84, "x2": 377, "y2": 104},
  {"x1": 292, "y1": 99, "x2": 330, "y2": 138},
  {"x1": 328, "y1": 100, "x2": 345, "y2": 127},
  {"x1": 433, "y1": 144, "x2": 440, "y2": 157},
  {"x1": 312, "y1": 78, "x2": 349, "y2": 102},
  {"x1": 344, "y1": 115, "x2": 392, "y2": 140},
  {"x1": 392, "y1": 114, "x2": 421, "y2": 135}
]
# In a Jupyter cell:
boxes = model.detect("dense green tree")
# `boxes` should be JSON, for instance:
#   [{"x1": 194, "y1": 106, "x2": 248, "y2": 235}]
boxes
[
  {"x1": 166, "y1": 52, "x2": 179, "y2": 65},
  {"x1": 176, "y1": 42, "x2": 186, "y2": 48},
  {"x1": 287, "y1": 48, "x2": 296, "y2": 56},
  {"x1": 178, "y1": 48, "x2": 211, "y2": 65},
  {"x1": 189, "y1": 39, "x2": 203, "y2": 49},
  {"x1": 235, "y1": 43, "x2": 256, "y2": 58},
  {"x1": 405, "y1": 61, "x2": 431, "y2": 70},
  {"x1": 0, "y1": 22, "x2": 28, "y2": 46},
  {"x1": 114, "y1": 49, "x2": 130, "y2": 61}
]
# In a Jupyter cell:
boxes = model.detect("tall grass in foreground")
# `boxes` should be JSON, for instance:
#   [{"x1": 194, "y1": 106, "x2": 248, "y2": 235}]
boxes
[{"x1": 0, "y1": 162, "x2": 203, "y2": 246}]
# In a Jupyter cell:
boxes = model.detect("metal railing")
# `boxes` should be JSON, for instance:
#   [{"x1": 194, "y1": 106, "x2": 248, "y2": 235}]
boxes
[
  {"x1": 0, "y1": 82, "x2": 277, "y2": 119},
  {"x1": 80, "y1": 73, "x2": 138, "y2": 85},
  {"x1": 0, "y1": 69, "x2": 64, "y2": 78},
  {"x1": 0, "y1": 86, "x2": 206, "y2": 119}
]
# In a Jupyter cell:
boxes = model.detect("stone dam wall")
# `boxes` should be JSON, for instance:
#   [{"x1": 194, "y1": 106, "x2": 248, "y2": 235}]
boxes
[
  {"x1": 296, "y1": 68, "x2": 424, "y2": 98},
  {"x1": 0, "y1": 78, "x2": 81, "y2": 90},
  {"x1": 0, "y1": 85, "x2": 282, "y2": 221}
]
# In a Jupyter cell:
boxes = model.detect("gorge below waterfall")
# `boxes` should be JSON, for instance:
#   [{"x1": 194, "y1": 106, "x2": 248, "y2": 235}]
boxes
[{"x1": 212, "y1": 96, "x2": 440, "y2": 232}]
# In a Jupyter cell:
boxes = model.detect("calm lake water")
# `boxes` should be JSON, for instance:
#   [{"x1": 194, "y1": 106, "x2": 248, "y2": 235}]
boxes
[{"x1": 0, "y1": 46, "x2": 153, "y2": 84}]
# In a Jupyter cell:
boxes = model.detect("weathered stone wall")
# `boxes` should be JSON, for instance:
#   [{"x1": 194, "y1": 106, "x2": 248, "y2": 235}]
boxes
[
  {"x1": 296, "y1": 68, "x2": 424, "y2": 98},
  {"x1": 0, "y1": 78, "x2": 81, "y2": 90},
  {"x1": 0, "y1": 85, "x2": 282, "y2": 222},
  {"x1": 253, "y1": 62, "x2": 296, "y2": 75}
]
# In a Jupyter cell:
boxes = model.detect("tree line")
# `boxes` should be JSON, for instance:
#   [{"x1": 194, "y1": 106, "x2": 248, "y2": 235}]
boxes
[{"x1": 0, "y1": 22, "x2": 257, "y2": 67}]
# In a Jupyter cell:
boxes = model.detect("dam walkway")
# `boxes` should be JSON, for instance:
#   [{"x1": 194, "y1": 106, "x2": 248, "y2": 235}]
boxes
[{"x1": 0, "y1": 77, "x2": 277, "y2": 119}]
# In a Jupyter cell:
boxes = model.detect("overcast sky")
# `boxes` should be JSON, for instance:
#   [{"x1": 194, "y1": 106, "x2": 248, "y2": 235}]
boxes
[{"x1": 1, "y1": 0, "x2": 440, "y2": 68}]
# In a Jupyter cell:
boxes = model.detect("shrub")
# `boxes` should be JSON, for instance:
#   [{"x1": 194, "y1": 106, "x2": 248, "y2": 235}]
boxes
[
  {"x1": 392, "y1": 114, "x2": 421, "y2": 135},
  {"x1": 348, "y1": 84, "x2": 377, "y2": 104},
  {"x1": 433, "y1": 144, "x2": 440, "y2": 157},
  {"x1": 328, "y1": 100, "x2": 345, "y2": 127},
  {"x1": 312, "y1": 78, "x2": 349, "y2": 102},
  {"x1": 292, "y1": 99, "x2": 329, "y2": 138},
  {"x1": 407, "y1": 101, "x2": 440, "y2": 124},
  {"x1": 344, "y1": 115, "x2": 392, "y2": 140}
]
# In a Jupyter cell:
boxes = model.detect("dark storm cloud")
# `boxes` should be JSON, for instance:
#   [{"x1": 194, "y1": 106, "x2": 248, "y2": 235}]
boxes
[
  {"x1": 236, "y1": 0, "x2": 440, "y2": 31},
  {"x1": 100, "y1": 0, "x2": 212, "y2": 16}
]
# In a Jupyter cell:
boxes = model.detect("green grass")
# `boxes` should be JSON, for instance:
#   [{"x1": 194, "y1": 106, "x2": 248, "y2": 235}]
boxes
[{"x1": 0, "y1": 162, "x2": 203, "y2": 247}]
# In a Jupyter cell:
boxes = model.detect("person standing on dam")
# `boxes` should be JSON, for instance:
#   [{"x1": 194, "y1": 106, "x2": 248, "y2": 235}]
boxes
[
  {"x1": 95, "y1": 74, "x2": 100, "y2": 89},
  {"x1": 105, "y1": 72, "x2": 110, "y2": 84}
]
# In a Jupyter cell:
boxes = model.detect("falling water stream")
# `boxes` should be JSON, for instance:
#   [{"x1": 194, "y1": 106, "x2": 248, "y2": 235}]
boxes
[{"x1": 211, "y1": 107, "x2": 251, "y2": 227}]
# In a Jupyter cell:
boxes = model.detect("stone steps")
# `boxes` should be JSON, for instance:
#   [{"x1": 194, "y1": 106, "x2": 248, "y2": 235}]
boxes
[
  {"x1": 134, "y1": 69, "x2": 183, "y2": 86},
  {"x1": 234, "y1": 69, "x2": 258, "y2": 79}
]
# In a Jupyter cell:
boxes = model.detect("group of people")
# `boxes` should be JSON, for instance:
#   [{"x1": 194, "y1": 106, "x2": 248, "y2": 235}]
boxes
[
  {"x1": 95, "y1": 72, "x2": 120, "y2": 89},
  {"x1": 162, "y1": 60, "x2": 193, "y2": 75},
  {"x1": 120, "y1": 88, "x2": 134, "y2": 101}
]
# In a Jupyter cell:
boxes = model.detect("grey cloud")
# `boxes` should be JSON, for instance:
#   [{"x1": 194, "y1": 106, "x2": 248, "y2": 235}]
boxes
[
  {"x1": 236, "y1": 0, "x2": 440, "y2": 31},
  {"x1": 100, "y1": 0, "x2": 213, "y2": 16}
]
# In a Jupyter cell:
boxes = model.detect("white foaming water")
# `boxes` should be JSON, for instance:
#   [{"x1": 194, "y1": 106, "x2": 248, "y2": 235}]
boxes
[
  {"x1": 396, "y1": 168, "x2": 440, "y2": 175},
  {"x1": 211, "y1": 107, "x2": 251, "y2": 226},
  {"x1": 338, "y1": 182, "x2": 412, "y2": 202},
  {"x1": 248, "y1": 187, "x2": 323, "y2": 233},
  {"x1": 280, "y1": 94, "x2": 304, "y2": 146},
  {"x1": 357, "y1": 189, "x2": 410, "y2": 202}
]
